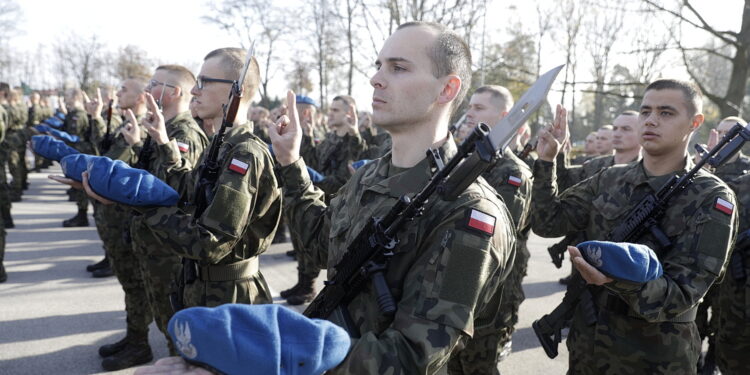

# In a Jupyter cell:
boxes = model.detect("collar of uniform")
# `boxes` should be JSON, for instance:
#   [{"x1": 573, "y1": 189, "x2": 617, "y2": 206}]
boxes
[
  {"x1": 360, "y1": 133, "x2": 458, "y2": 199},
  {"x1": 165, "y1": 110, "x2": 193, "y2": 128},
  {"x1": 622, "y1": 156, "x2": 694, "y2": 191}
]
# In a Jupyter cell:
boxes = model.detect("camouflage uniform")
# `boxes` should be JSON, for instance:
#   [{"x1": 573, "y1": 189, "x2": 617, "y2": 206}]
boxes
[
  {"x1": 716, "y1": 174, "x2": 750, "y2": 374},
  {"x1": 0, "y1": 106, "x2": 6, "y2": 281},
  {"x1": 142, "y1": 122, "x2": 280, "y2": 308},
  {"x1": 281, "y1": 138, "x2": 516, "y2": 373},
  {"x1": 696, "y1": 153, "x2": 750, "y2": 369},
  {"x1": 3, "y1": 103, "x2": 27, "y2": 200},
  {"x1": 62, "y1": 107, "x2": 94, "y2": 214},
  {"x1": 531, "y1": 158, "x2": 737, "y2": 374},
  {"x1": 362, "y1": 132, "x2": 392, "y2": 160},
  {"x1": 109, "y1": 111, "x2": 207, "y2": 345},
  {"x1": 448, "y1": 150, "x2": 532, "y2": 374}
]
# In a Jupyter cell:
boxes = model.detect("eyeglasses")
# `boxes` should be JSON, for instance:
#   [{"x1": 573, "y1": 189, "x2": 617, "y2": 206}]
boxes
[
  {"x1": 146, "y1": 79, "x2": 177, "y2": 90},
  {"x1": 196, "y1": 75, "x2": 235, "y2": 90}
]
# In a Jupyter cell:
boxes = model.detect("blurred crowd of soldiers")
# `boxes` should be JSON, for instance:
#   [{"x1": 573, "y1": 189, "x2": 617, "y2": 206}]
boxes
[{"x1": 0, "y1": 20, "x2": 748, "y2": 375}]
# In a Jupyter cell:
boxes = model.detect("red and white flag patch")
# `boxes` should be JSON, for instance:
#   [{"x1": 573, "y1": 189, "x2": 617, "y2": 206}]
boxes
[
  {"x1": 714, "y1": 197, "x2": 734, "y2": 215},
  {"x1": 467, "y1": 209, "x2": 496, "y2": 235},
  {"x1": 228, "y1": 158, "x2": 249, "y2": 175},
  {"x1": 176, "y1": 141, "x2": 189, "y2": 153},
  {"x1": 507, "y1": 175, "x2": 522, "y2": 187}
]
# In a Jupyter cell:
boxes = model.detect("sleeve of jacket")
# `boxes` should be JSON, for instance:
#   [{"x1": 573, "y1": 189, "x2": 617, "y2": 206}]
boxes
[
  {"x1": 142, "y1": 144, "x2": 269, "y2": 263},
  {"x1": 605, "y1": 185, "x2": 737, "y2": 322},
  {"x1": 530, "y1": 159, "x2": 597, "y2": 237},
  {"x1": 334, "y1": 195, "x2": 513, "y2": 373}
]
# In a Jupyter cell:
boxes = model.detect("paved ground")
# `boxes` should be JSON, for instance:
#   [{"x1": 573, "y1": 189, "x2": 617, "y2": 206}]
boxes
[{"x1": 0, "y1": 167, "x2": 571, "y2": 374}]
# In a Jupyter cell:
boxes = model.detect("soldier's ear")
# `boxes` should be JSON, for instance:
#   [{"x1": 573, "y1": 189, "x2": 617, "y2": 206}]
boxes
[
  {"x1": 437, "y1": 74, "x2": 461, "y2": 107},
  {"x1": 691, "y1": 113, "x2": 704, "y2": 131}
]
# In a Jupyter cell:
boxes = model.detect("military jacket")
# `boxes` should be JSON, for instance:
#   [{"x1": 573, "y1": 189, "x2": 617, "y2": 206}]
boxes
[
  {"x1": 280, "y1": 137, "x2": 515, "y2": 373},
  {"x1": 482, "y1": 149, "x2": 532, "y2": 233},
  {"x1": 61, "y1": 107, "x2": 94, "y2": 154},
  {"x1": 531, "y1": 158, "x2": 736, "y2": 373},
  {"x1": 0, "y1": 105, "x2": 6, "y2": 143},
  {"x1": 145, "y1": 123, "x2": 281, "y2": 266},
  {"x1": 90, "y1": 109, "x2": 123, "y2": 151},
  {"x1": 307, "y1": 131, "x2": 366, "y2": 197},
  {"x1": 713, "y1": 152, "x2": 750, "y2": 184}
]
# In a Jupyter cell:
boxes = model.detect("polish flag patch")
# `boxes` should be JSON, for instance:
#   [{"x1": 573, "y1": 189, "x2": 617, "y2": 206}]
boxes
[
  {"x1": 467, "y1": 209, "x2": 496, "y2": 235},
  {"x1": 507, "y1": 175, "x2": 522, "y2": 187},
  {"x1": 176, "y1": 141, "x2": 189, "y2": 153},
  {"x1": 714, "y1": 197, "x2": 734, "y2": 215},
  {"x1": 228, "y1": 158, "x2": 249, "y2": 175}
]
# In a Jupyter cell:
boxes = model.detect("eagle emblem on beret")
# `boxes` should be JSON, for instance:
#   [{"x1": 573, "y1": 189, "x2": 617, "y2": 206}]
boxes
[
  {"x1": 174, "y1": 320, "x2": 198, "y2": 359},
  {"x1": 585, "y1": 245, "x2": 603, "y2": 268}
]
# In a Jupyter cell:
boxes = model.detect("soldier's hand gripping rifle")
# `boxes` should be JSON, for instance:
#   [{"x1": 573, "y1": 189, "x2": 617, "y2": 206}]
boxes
[
  {"x1": 303, "y1": 66, "x2": 564, "y2": 336},
  {"x1": 170, "y1": 43, "x2": 255, "y2": 313},
  {"x1": 533, "y1": 121, "x2": 750, "y2": 359},
  {"x1": 99, "y1": 99, "x2": 115, "y2": 154}
]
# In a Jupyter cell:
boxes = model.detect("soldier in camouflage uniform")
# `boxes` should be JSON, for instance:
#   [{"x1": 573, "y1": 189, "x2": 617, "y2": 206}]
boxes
[
  {"x1": 717, "y1": 172, "x2": 750, "y2": 374},
  {"x1": 118, "y1": 49, "x2": 280, "y2": 312},
  {"x1": 271, "y1": 22, "x2": 516, "y2": 374},
  {"x1": 60, "y1": 88, "x2": 97, "y2": 227},
  {"x1": 28, "y1": 92, "x2": 53, "y2": 173},
  {"x1": 447, "y1": 85, "x2": 533, "y2": 374},
  {"x1": 0, "y1": 84, "x2": 27, "y2": 203},
  {"x1": 532, "y1": 79, "x2": 737, "y2": 374},
  {"x1": 693, "y1": 115, "x2": 750, "y2": 373},
  {"x1": 0, "y1": 102, "x2": 7, "y2": 283},
  {"x1": 0, "y1": 100, "x2": 11, "y2": 231},
  {"x1": 98, "y1": 66, "x2": 208, "y2": 370},
  {"x1": 282, "y1": 95, "x2": 367, "y2": 306}
]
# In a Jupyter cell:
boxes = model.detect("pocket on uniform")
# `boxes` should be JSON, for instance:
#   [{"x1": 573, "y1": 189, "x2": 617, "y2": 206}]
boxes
[{"x1": 200, "y1": 184, "x2": 250, "y2": 238}]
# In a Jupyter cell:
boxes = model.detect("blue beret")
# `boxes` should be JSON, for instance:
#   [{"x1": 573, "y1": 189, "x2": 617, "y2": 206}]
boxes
[
  {"x1": 54, "y1": 110, "x2": 66, "y2": 121},
  {"x1": 35, "y1": 124, "x2": 52, "y2": 133},
  {"x1": 85, "y1": 157, "x2": 179, "y2": 206},
  {"x1": 351, "y1": 159, "x2": 371, "y2": 170},
  {"x1": 35, "y1": 125, "x2": 79, "y2": 143},
  {"x1": 577, "y1": 240, "x2": 663, "y2": 284},
  {"x1": 60, "y1": 154, "x2": 99, "y2": 182},
  {"x1": 306, "y1": 166, "x2": 325, "y2": 183},
  {"x1": 295, "y1": 95, "x2": 318, "y2": 107},
  {"x1": 42, "y1": 116, "x2": 64, "y2": 128},
  {"x1": 168, "y1": 304, "x2": 350, "y2": 375},
  {"x1": 31, "y1": 135, "x2": 79, "y2": 162}
]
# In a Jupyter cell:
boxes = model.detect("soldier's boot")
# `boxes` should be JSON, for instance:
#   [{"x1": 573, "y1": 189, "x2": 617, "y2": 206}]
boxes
[
  {"x1": 280, "y1": 281, "x2": 301, "y2": 299},
  {"x1": 101, "y1": 341, "x2": 153, "y2": 371},
  {"x1": 62, "y1": 210, "x2": 88, "y2": 227},
  {"x1": 86, "y1": 256, "x2": 110, "y2": 272},
  {"x1": 98, "y1": 335, "x2": 130, "y2": 357},
  {"x1": 285, "y1": 250, "x2": 297, "y2": 259},
  {"x1": 285, "y1": 274, "x2": 316, "y2": 305},
  {"x1": 9, "y1": 193, "x2": 21, "y2": 203},
  {"x1": 1, "y1": 206, "x2": 13, "y2": 229},
  {"x1": 0, "y1": 263, "x2": 6, "y2": 283},
  {"x1": 92, "y1": 263, "x2": 114, "y2": 278}
]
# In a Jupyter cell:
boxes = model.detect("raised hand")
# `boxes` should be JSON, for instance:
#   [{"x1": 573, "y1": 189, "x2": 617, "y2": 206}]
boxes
[
  {"x1": 141, "y1": 93, "x2": 169, "y2": 145},
  {"x1": 122, "y1": 109, "x2": 143, "y2": 146},
  {"x1": 268, "y1": 90, "x2": 302, "y2": 166},
  {"x1": 83, "y1": 88, "x2": 103, "y2": 118},
  {"x1": 346, "y1": 103, "x2": 359, "y2": 136},
  {"x1": 536, "y1": 104, "x2": 568, "y2": 162}
]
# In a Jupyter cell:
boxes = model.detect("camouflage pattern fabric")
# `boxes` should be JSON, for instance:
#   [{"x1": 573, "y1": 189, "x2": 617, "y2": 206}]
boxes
[
  {"x1": 448, "y1": 150, "x2": 532, "y2": 374},
  {"x1": 713, "y1": 152, "x2": 750, "y2": 185},
  {"x1": 61, "y1": 107, "x2": 94, "y2": 212},
  {"x1": 142, "y1": 123, "x2": 280, "y2": 307},
  {"x1": 4, "y1": 103, "x2": 28, "y2": 198},
  {"x1": 716, "y1": 174, "x2": 750, "y2": 374},
  {"x1": 0, "y1": 104, "x2": 5, "y2": 264},
  {"x1": 280, "y1": 137, "x2": 516, "y2": 373},
  {"x1": 531, "y1": 158, "x2": 737, "y2": 374}
]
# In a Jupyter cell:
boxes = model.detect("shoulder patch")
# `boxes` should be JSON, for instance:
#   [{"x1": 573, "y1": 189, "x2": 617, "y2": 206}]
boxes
[
  {"x1": 176, "y1": 141, "x2": 189, "y2": 153},
  {"x1": 507, "y1": 175, "x2": 522, "y2": 187},
  {"x1": 465, "y1": 208, "x2": 496, "y2": 236},
  {"x1": 714, "y1": 197, "x2": 734, "y2": 215},
  {"x1": 228, "y1": 158, "x2": 249, "y2": 175}
]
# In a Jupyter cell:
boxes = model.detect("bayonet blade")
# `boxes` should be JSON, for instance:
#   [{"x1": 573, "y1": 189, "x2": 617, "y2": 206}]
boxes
[
  {"x1": 237, "y1": 41, "x2": 256, "y2": 95},
  {"x1": 487, "y1": 65, "x2": 564, "y2": 150}
]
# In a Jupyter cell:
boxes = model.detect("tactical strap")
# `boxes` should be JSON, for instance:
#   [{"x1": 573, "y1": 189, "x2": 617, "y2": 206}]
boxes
[
  {"x1": 598, "y1": 292, "x2": 697, "y2": 323},
  {"x1": 199, "y1": 257, "x2": 259, "y2": 282}
]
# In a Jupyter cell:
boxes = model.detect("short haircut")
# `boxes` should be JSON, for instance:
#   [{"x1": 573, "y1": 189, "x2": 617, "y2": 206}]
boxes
[
  {"x1": 127, "y1": 76, "x2": 149, "y2": 92},
  {"x1": 255, "y1": 107, "x2": 269, "y2": 118},
  {"x1": 474, "y1": 85, "x2": 514, "y2": 112},
  {"x1": 719, "y1": 116, "x2": 747, "y2": 126},
  {"x1": 397, "y1": 21, "x2": 472, "y2": 114},
  {"x1": 332, "y1": 95, "x2": 357, "y2": 110},
  {"x1": 621, "y1": 110, "x2": 639, "y2": 116},
  {"x1": 587, "y1": 131, "x2": 597, "y2": 137},
  {"x1": 599, "y1": 125, "x2": 614, "y2": 131},
  {"x1": 156, "y1": 64, "x2": 196, "y2": 99},
  {"x1": 204, "y1": 47, "x2": 260, "y2": 103},
  {"x1": 645, "y1": 79, "x2": 703, "y2": 117},
  {"x1": 0, "y1": 82, "x2": 9, "y2": 97}
]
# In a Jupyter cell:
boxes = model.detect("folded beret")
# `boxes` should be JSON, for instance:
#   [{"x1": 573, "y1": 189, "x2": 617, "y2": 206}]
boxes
[
  {"x1": 31, "y1": 135, "x2": 79, "y2": 162},
  {"x1": 578, "y1": 240, "x2": 663, "y2": 284},
  {"x1": 85, "y1": 157, "x2": 179, "y2": 206},
  {"x1": 60, "y1": 154, "x2": 99, "y2": 182}
]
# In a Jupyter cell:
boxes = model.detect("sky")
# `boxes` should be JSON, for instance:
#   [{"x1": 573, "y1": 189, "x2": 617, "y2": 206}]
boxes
[{"x1": 5, "y1": 0, "x2": 747, "y2": 111}]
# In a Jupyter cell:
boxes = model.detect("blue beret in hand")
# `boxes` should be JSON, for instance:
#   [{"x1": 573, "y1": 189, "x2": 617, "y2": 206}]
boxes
[
  {"x1": 306, "y1": 166, "x2": 325, "y2": 183},
  {"x1": 577, "y1": 240, "x2": 663, "y2": 284},
  {"x1": 351, "y1": 159, "x2": 371, "y2": 170},
  {"x1": 42, "y1": 116, "x2": 64, "y2": 128},
  {"x1": 31, "y1": 135, "x2": 79, "y2": 162},
  {"x1": 47, "y1": 128, "x2": 79, "y2": 143},
  {"x1": 295, "y1": 94, "x2": 318, "y2": 107},
  {"x1": 85, "y1": 157, "x2": 179, "y2": 206},
  {"x1": 35, "y1": 124, "x2": 52, "y2": 133},
  {"x1": 54, "y1": 110, "x2": 66, "y2": 121},
  {"x1": 60, "y1": 154, "x2": 99, "y2": 182},
  {"x1": 168, "y1": 304, "x2": 351, "y2": 375}
]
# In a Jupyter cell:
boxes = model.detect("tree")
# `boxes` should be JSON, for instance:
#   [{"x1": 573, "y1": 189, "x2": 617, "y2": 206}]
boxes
[
  {"x1": 643, "y1": 0, "x2": 750, "y2": 117},
  {"x1": 287, "y1": 60, "x2": 314, "y2": 94},
  {"x1": 584, "y1": 0, "x2": 624, "y2": 129},
  {"x1": 53, "y1": 33, "x2": 107, "y2": 91},
  {"x1": 112, "y1": 45, "x2": 152, "y2": 81}
]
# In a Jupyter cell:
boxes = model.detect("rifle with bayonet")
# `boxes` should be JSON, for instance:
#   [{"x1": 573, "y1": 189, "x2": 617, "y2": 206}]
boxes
[
  {"x1": 170, "y1": 43, "x2": 255, "y2": 313},
  {"x1": 99, "y1": 99, "x2": 115, "y2": 154},
  {"x1": 303, "y1": 65, "x2": 565, "y2": 336},
  {"x1": 533, "y1": 121, "x2": 750, "y2": 359}
]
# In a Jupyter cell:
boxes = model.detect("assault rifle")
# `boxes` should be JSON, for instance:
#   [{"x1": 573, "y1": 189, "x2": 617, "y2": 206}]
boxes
[
  {"x1": 99, "y1": 99, "x2": 115, "y2": 154},
  {"x1": 303, "y1": 65, "x2": 564, "y2": 335},
  {"x1": 533, "y1": 121, "x2": 750, "y2": 359},
  {"x1": 170, "y1": 43, "x2": 255, "y2": 313}
]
